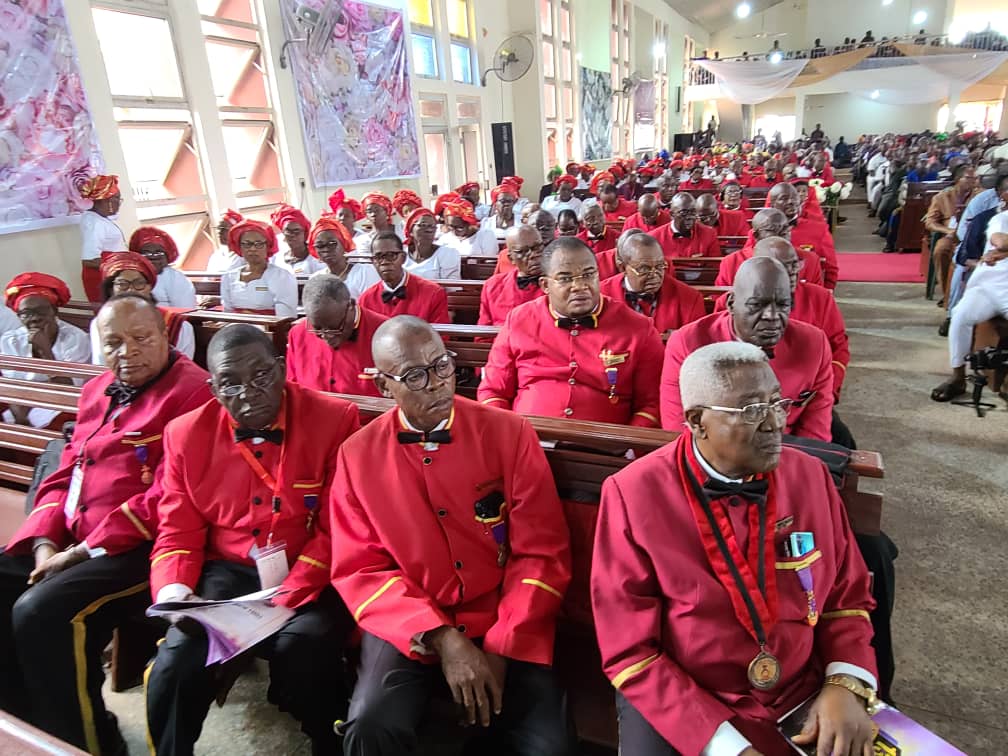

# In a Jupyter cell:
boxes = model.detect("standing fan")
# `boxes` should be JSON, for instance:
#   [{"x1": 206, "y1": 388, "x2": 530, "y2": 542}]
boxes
[{"x1": 481, "y1": 35, "x2": 534, "y2": 86}]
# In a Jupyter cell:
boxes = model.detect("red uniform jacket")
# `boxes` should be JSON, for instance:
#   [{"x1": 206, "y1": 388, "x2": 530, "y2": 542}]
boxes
[
  {"x1": 602, "y1": 199, "x2": 638, "y2": 228},
  {"x1": 600, "y1": 273, "x2": 707, "y2": 335},
  {"x1": 151, "y1": 383, "x2": 360, "y2": 609},
  {"x1": 716, "y1": 243, "x2": 825, "y2": 288},
  {"x1": 677, "y1": 178, "x2": 715, "y2": 190},
  {"x1": 660, "y1": 310, "x2": 834, "y2": 440},
  {"x1": 622, "y1": 210, "x2": 671, "y2": 232},
  {"x1": 595, "y1": 249, "x2": 619, "y2": 281},
  {"x1": 708, "y1": 208, "x2": 751, "y2": 238},
  {"x1": 746, "y1": 174, "x2": 778, "y2": 189},
  {"x1": 715, "y1": 282, "x2": 849, "y2": 401},
  {"x1": 285, "y1": 306, "x2": 387, "y2": 396},
  {"x1": 5, "y1": 356, "x2": 211, "y2": 555},
  {"x1": 329, "y1": 397, "x2": 571, "y2": 665},
  {"x1": 592, "y1": 435, "x2": 876, "y2": 754},
  {"x1": 478, "y1": 269, "x2": 545, "y2": 326},
  {"x1": 735, "y1": 220, "x2": 838, "y2": 289},
  {"x1": 576, "y1": 227, "x2": 619, "y2": 255},
  {"x1": 811, "y1": 165, "x2": 835, "y2": 185},
  {"x1": 358, "y1": 272, "x2": 450, "y2": 323},
  {"x1": 478, "y1": 297, "x2": 665, "y2": 427},
  {"x1": 649, "y1": 221, "x2": 720, "y2": 259}
]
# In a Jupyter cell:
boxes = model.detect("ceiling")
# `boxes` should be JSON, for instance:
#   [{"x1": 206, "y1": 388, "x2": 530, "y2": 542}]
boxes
[{"x1": 663, "y1": 0, "x2": 789, "y2": 34}]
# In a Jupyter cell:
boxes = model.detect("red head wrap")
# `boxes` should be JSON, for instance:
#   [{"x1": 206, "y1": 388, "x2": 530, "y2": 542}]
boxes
[
  {"x1": 5, "y1": 273, "x2": 72, "y2": 311},
  {"x1": 361, "y1": 192, "x2": 394, "y2": 217},
  {"x1": 454, "y1": 182, "x2": 480, "y2": 196},
  {"x1": 669, "y1": 160, "x2": 684, "y2": 169},
  {"x1": 638, "y1": 167, "x2": 656, "y2": 180},
  {"x1": 99, "y1": 251, "x2": 157, "y2": 286},
  {"x1": 580, "y1": 163, "x2": 595, "y2": 174},
  {"x1": 270, "y1": 203, "x2": 311, "y2": 233},
  {"x1": 491, "y1": 184, "x2": 519, "y2": 204},
  {"x1": 327, "y1": 189, "x2": 365, "y2": 220},
  {"x1": 441, "y1": 201, "x2": 478, "y2": 226},
  {"x1": 221, "y1": 209, "x2": 244, "y2": 227},
  {"x1": 227, "y1": 219, "x2": 278, "y2": 256},
  {"x1": 308, "y1": 217, "x2": 354, "y2": 257},
  {"x1": 392, "y1": 189, "x2": 424, "y2": 217},
  {"x1": 434, "y1": 192, "x2": 463, "y2": 218},
  {"x1": 78, "y1": 174, "x2": 119, "y2": 201},
  {"x1": 129, "y1": 226, "x2": 179, "y2": 264},
  {"x1": 403, "y1": 207, "x2": 436, "y2": 246},
  {"x1": 609, "y1": 164, "x2": 625, "y2": 179},
  {"x1": 554, "y1": 174, "x2": 578, "y2": 190},
  {"x1": 589, "y1": 171, "x2": 616, "y2": 194},
  {"x1": 501, "y1": 176, "x2": 524, "y2": 189},
  {"x1": 565, "y1": 161, "x2": 579, "y2": 172}
]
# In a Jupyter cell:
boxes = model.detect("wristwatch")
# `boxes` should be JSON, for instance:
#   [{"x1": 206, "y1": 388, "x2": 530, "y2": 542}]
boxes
[{"x1": 824, "y1": 674, "x2": 882, "y2": 714}]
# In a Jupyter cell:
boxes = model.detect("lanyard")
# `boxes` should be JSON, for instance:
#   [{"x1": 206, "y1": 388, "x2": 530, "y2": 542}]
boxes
[{"x1": 235, "y1": 440, "x2": 286, "y2": 546}]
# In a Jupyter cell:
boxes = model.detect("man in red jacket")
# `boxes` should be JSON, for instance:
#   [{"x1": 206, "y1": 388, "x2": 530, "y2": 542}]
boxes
[
  {"x1": 746, "y1": 158, "x2": 781, "y2": 189},
  {"x1": 358, "y1": 232, "x2": 450, "y2": 323},
  {"x1": 597, "y1": 183, "x2": 637, "y2": 229},
  {"x1": 479, "y1": 224, "x2": 546, "y2": 325},
  {"x1": 593, "y1": 341, "x2": 878, "y2": 755},
  {"x1": 622, "y1": 193, "x2": 671, "y2": 232},
  {"x1": 479, "y1": 237, "x2": 664, "y2": 427},
  {"x1": 332, "y1": 316, "x2": 573, "y2": 755},
  {"x1": 600, "y1": 231, "x2": 707, "y2": 338},
  {"x1": 286, "y1": 274, "x2": 387, "y2": 396},
  {"x1": 677, "y1": 164, "x2": 715, "y2": 190},
  {"x1": 146, "y1": 324, "x2": 360, "y2": 755},
  {"x1": 662, "y1": 257, "x2": 834, "y2": 440},
  {"x1": 716, "y1": 209, "x2": 824, "y2": 288},
  {"x1": 762, "y1": 182, "x2": 839, "y2": 289},
  {"x1": 696, "y1": 192, "x2": 751, "y2": 238},
  {"x1": 576, "y1": 200, "x2": 619, "y2": 259},
  {"x1": 650, "y1": 192, "x2": 720, "y2": 261},
  {"x1": 0, "y1": 296, "x2": 211, "y2": 754}
]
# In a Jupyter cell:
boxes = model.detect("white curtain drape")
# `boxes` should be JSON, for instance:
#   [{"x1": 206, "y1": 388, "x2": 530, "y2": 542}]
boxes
[
  {"x1": 694, "y1": 59, "x2": 808, "y2": 104},
  {"x1": 908, "y1": 51, "x2": 1008, "y2": 87}
]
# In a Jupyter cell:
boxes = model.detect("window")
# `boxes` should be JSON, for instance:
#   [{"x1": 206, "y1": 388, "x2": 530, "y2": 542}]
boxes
[
  {"x1": 446, "y1": 0, "x2": 470, "y2": 37},
  {"x1": 91, "y1": 9, "x2": 184, "y2": 99},
  {"x1": 450, "y1": 42, "x2": 473, "y2": 84},
  {"x1": 408, "y1": 0, "x2": 434, "y2": 27},
  {"x1": 424, "y1": 132, "x2": 450, "y2": 195},
  {"x1": 412, "y1": 34, "x2": 439, "y2": 78},
  {"x1": 611, "y1": 2, "x2": 632, "y2": 154},
  {"x1": 541, "y1": 0, "x2": 577, "y2": 170},
  {"x1": 197, "y1": 0, "x2": 254, "y2": 23},
  {"x1": 653, "y1": 20, "x2": 669, "y2": 152}
]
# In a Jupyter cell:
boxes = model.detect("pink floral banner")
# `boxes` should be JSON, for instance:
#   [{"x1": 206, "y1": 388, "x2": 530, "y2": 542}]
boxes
[
  {"x1": 280, "y1": 1, "x2": 421, "y2": 186},
  {"x1": 0, "y1": 0, "x2": 103, "y2": 234}
]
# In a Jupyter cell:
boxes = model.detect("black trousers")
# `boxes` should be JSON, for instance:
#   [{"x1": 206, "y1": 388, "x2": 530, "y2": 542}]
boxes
[
  {"x1": 342, "y1": 632, "x2": 573, "y2": 756},
  {"x1": 145, "y1": 560, "x2": 353, "y2": 756},
  {"x1": 615, "y1": 692, "x2": 682, "y2": 755},
  {"x1": 0, "y1": 544, "x2": 152, "y2": 754},
  {"x1": 856, "y1": 532, "x2": 898, "y2": 702}
]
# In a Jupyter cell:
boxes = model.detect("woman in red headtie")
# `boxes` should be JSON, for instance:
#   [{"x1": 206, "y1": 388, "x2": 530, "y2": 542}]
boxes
[
  {"x1": 270, "y1": 204, "x2": 326, "y2": 277},
  {"x1": 307, "y1": 216, "x2": 379, "y2": 298},
  {"x1": 483, "y1": 183, "x2": 520, "y2": 242},
  {"x1": 720, "y1": 180, "x2": 753, "y2": 220},
  {"x1": 358, "y1": 192, "x2": 396, "y2": 255},
  {"x1": 128, "y1": 227, "x2": 197, "y2": 308},
  {"x1": 541, "y1": 174, "x2": 583, "y2": 216},
  {"x1": 217, "y1": 220, "x2": 298, "y2": 317},
  {"x1": 327, "y1": 189, "x2": 369, "y2": 250},
  {"x1": 391, "y1": 189, "x2": 423, "y2": 220},
  {"x1": 91, "y1": 251, "x2": 196, "y2": 363},
  {"x1": 206, "y1": 209, "x2": 245, "y2": 273},
  {"x1": 1, "y1": 273, "x2": 90, "y2": 428},
  {"x1": 402, "y1": 208, "x2": 460, "y2": 279},
  {"x1": 440, "y1": 200, "x2": 498, "y2": 256},
  {"x1": 455, "y1": 181, "x2": 490, "y2": 220},
  {"x1": 78, "y1": 174, "x2": 125, "y2": 302}
]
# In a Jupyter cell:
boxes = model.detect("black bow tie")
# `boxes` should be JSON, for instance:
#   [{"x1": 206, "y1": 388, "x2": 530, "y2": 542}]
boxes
[
  {"x1": 381, "y1": 286, "x2": 407, "y2": 303},
  {"x1": 516, "y1": 274, "x2": 539, "y2": 290},
  {"x1": 556, "y1": 315, "x2": 597, "y2": 330},
  {"x1": 702, "y1": 476, "x2": 768, "y2": 504},
  {"x1": 674, "y1": 230, "x2": 692, "y2": 239},
  {"x1": 397, "y1": 429, "x2": 452, "y2": 445},
  {"x1": 788, "y1": 218, "x2": 799, "y2": 228},
  {"x1": 104, "y1": 381, "x2": 140, "y2": 408},
  {"x1": 235, "y1": 428, "x2": 284, "y2": 445},
  {"x1": 625, "y1": 290, "x2": 655, "y2": 306}
]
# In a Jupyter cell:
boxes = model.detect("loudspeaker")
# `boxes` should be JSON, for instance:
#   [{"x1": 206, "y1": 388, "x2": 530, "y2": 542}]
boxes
[
  {"x1": 491, "y1": 122, "x2": 515, "y2": 184},
  {"x1": 673, "y1": 132, "x2": 693, "y2": 152}
]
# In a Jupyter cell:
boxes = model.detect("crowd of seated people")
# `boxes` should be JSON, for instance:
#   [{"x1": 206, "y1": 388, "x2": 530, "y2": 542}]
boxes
[{"x1": 0, "y1": 135, "x2": 915, "y2": 756}]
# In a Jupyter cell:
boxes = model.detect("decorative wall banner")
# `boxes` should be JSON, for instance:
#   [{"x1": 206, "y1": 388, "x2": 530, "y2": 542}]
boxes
[
  {"x1": 280, "y1": 1, "x2": 421, "y2": 186},
  {"x1": 580, "y1": 66, "x2": 612, "y2": 161},
  {"x1": 0, "y1": 0, "x2": 103, "y2": 234}
]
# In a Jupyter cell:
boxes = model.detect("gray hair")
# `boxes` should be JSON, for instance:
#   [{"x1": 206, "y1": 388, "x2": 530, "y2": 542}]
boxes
[
  {"x1": 679, "y1": 342, "x2": 769, "y2": 412},
  {"x1": 616, "y1": 227, "x2": 645, "y2": 259},
  {"x1": 578, "y1": 198, "x2": 601, "y2": 221},
  {"x1": 302, "y1": 274, "x2": 350, "y2": 313}
]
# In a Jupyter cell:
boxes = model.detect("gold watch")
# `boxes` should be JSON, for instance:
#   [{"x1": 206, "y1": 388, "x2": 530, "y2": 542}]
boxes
[{"x1": 824, "y1": 674, "x2": 882, "y2": 714}]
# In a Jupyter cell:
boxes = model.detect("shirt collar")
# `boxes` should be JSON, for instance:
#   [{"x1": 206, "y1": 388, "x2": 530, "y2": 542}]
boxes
[
  {"x1": 383, "y1": 272, "x2": 408, "y2": 292},
  {"x1": 398, "y1": 405, "x2": 455, "y2": 450},
  {"x1": 547, "y1": 297, "x2": 604, "y2": 322},
  {"x1": 692, "y1": 437, "x2": 743, "y2": 484}
]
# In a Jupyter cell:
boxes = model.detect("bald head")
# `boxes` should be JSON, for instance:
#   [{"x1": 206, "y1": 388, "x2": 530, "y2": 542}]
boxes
[
  {"x1": 753, "y1": 237, "x2": 801, "y2": 292},
  {"x1": 768, "y1": 182, "x2": 800, "y2": 221},
  {"x1": 96, "y1": 295, "x2": 170, "y2": 387},
  {"x1": 670, "y1": 192, "x2": 697, "y2": 232},
  {"x1": 751, "y1": 208, "x2": 790, "y2": 241},
  {"x1": 695, "y1": 193, "x2": 719, "y2": 226},
  {"x1": 637, "y1": 193, "x2": 661, "y2": 225},
  {"x1": 506, "y1": 223, "x2": 545, "y2": 276},
  {"x1": 505, "y1": 223, "x2": 538, "y2": 250},
  {"x1": 371, "y1": 315, "x2": 443, "y2": 372},
  {"x1": 729, "y1": 257, "x2": 791, "y2": 348}
]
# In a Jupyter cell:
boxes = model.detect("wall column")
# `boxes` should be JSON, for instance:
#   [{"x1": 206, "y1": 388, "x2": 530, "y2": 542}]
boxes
[
  {"x1": 945, "y1": 86, "x2": 961, "y2": 132},
  {"x1": 999, "y1": 88, "x2": 1008, "y2": 137},
  {"x1": 793, "y1": 93, "x2": 806, "y2": 138}
]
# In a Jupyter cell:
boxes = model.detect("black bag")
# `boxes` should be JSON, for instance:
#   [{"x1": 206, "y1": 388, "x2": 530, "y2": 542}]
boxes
[{"x1": 25, "y1": 421, "x2": 74, "y2": 514}]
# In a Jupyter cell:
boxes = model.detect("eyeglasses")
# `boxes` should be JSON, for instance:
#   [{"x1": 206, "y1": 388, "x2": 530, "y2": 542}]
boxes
[
  {"x1": 307, "y1": 303, "x2": 353, "y2": 340},
  {"x1": 625, "y1": 262, "x2": 668, "y2": 278},
  {"x1": 672, "y1": 210, "x2": 697, "y2": 218},
  {"x1": 212, "y1": 364, "x2": 280, "y2": 398},
  {"x1": 112, "y1": 278, "x2": 151, "y2": 292},
  {"x1": 313, "y1": 240, "x2": 344, "y2": 253},
  {"x1": 140, "y1": 249, "x2": 167, "y2": 259},
  {"x1": 17, "y1": 306, "x2": 52, "y2": 321},
  {"x1": 413, "y1": 222, "x2": 438, "y2": 232},
  {"x1": 548, "y1": 270, "x2": 598, "y2": 287},
  {"x1": 698, "y1": 398, "x2": 794, "y2": 425},
  {"x1": 510, "y1": 242, "x2": 543, "y2": 259},
  {"x1": 372, "y1": 351, "x2": 457, "y2": 391},
  {"x1": 239, "y1": 240, "x2": 269, "y2": 251},
  {"x1": 373, "y1": 251, "x2": 404, "y2": 263},
  {"x1": 780, "y1": 259, "x2": 805, "y2": 273}
]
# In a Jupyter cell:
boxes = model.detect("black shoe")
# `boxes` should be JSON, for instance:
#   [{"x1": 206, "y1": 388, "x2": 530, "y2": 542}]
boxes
[
  {"x1": 938, "y1": 318, "x2": 950, "y2": 337},
  {"x1": 882, "y1": 247, "x2": 895, "y2": 253},
  {"x1": 936, "y1": 298, "x2": 945, "y2": 308}
]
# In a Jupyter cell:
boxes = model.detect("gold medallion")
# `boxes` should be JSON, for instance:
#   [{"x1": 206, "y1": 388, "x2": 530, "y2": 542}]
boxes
[{"x1": 747, "y1": 650, "x2": 781, "y2": 690}]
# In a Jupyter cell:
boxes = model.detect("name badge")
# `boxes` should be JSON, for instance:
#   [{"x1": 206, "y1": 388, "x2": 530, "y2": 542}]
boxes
[
  {"x1": 254, "y1": 285, "x2": 269, "y2": 292},
  {"x1": 251, "y1": 541, "x2": 289, "y2": 590},
  {"x1": 65, "y1": 464, "x2": 84, "y2": 520}
]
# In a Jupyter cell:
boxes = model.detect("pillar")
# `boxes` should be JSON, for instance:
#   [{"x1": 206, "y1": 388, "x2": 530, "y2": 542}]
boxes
[
  {"x1": 793, "y1": 93, "x2": 806, "y2": 139},
  {"x1": 945, "y1": 86, "x2": 961, "y2": 132}
]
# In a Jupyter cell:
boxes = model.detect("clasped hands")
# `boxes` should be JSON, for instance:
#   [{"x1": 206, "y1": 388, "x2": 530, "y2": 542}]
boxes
[{"x1": 426, "y1": 625, "x2": 507, "y2": 728}]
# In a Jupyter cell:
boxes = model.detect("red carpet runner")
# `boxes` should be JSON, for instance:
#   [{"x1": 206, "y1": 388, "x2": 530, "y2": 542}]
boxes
[{"x1": 837, "y1": 252, "x2": 925, "y2": 283}]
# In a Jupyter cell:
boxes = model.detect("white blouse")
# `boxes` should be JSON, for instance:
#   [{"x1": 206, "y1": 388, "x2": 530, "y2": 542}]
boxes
[
  {"x1": 89, "y1": 317, "x2": 195, "y2": 365},
  {"x1": 205, "y1": 246, "x2": 244, "y2": 273},
  {"x1": 221, "y1": 264, "x2": 298, "y2": 318},
  {"x1": 441, "y1": 226, "x2": 500, "y2": 256},
  {"x1": 79, "y1": 210, "x2": 125, "y2": 261},
  {"x1": 310, "y1": 263, "x2": 380, "y2": 300},
  {"x1": 151, "y1": 266, "x2": 197, "y2": 308},
  {"x1": 481, "y1": 215, "x2": 517, "y2": 243},
  {"x1": 540, "y1": 196, "x2": 583, "y2": 216},
  {"x1": 1, "y1": 321, "x2": 92, "y2": 427},
  {"x1": 273, "y1": 254, "x2": 328, "y2": 278},
  {"x1": 404, "y1": 245, "x2": 461, "y2": 280}
]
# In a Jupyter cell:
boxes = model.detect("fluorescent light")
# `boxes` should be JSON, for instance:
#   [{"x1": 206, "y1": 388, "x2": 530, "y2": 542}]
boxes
[
  {"x1": 881, "y1": 0, "x2": 893, "y2": 5},
  {"x1": 870, "y1": 89, "x2": 880, "y2": 99},
  {"x1": 736, "y1": 3, "x2": 751, "y2": 19},
  {"x1": 769, "y1": 51, "x2": 783, "y2": 63},
  {"x1": 912, "y1": 10, "x2": 927, "y2": 24},
  {"x1": 653, "y1": 42, "x2": 665, "y2": 59}
]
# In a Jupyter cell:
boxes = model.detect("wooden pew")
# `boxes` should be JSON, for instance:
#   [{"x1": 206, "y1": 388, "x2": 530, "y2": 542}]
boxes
[
  {"x1": 182, "y1": 310, "x2": 294, "y2": 367},
  {"x1": 460, "y1": 255, "x2": 498, "y2": 281},
  {"x1": 0, "y1": 712, "x2": 88, "y2": 755},
  {"x1": 670, "y1": 257, "x2": 723, "y2": 286},
  {"x1": 718, "y1": 235, "x2": 748, "y2": 254},
  {"x1": 437, "y1": 279, "x2": 484, "y2": 324},
  {"x1": 181, "y1": 272, "x2": 309, "y2": 303},
  {"x1": 897, "y1": 180, "x2": 950, "y2": 253}
]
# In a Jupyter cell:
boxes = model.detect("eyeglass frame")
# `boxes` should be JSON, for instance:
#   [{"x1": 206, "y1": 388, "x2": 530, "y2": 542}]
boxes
[
  {"x1": 112, "y1": 277, "x2": 152, "y2": 292},
  {"x1": 624, "y1": 262, "x2": 668, "y2": 278},
  {"x1": 239, "y1": 239, "x2": 269, "y2": 251},
  {"x1": 696, "y1": 398, "x2": 795, "y2": 425},
  {"x1": 366, "y1": 351, "x2": 457, "y2": 392},
  {"x1": 306, "y1": 301, "x2": 354, "y2": 340},
  {"x1": 209, "y1": 360, "x2": 282, "y2": 398},
  {"x1": 546, "y1": 269, "x2": 599, "y2": 287},
  {"x1": 509, "y1": 241, "x2": 544, "y2": 259}
]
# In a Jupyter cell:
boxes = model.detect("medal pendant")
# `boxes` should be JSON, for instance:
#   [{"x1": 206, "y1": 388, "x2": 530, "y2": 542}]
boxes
[
  {"x1": 747, "y1": 649, "x2": 781, "y2": 690},
  {"x1": 806, "y1": 591, "x2": 819, "y2": 626},
  {"x1": 140, "y1": 465, "x2": 153, "y2": 485}
]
